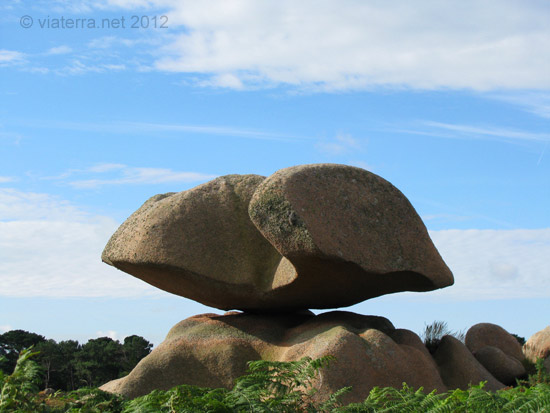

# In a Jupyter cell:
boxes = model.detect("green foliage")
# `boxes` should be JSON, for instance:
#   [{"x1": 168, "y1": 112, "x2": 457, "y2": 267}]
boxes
[
  {"x1": 338, "y1": 382, "x2": 550, "y2": 412},
  {"x1": 518, "y1": 358, "x2": 550, "y2": 387},
  {"x1": 421, "y1": 320, "x2": 465, "y2": 354},
  {"x1": 0, "y1": 347, "x2": 43, "y2": 412},
  {"x1": 3, "y1": 348, "x2": 550, "y2": 412}
]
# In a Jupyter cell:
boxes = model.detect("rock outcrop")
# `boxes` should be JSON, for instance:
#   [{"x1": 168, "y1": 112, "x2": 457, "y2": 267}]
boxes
[{"x1": 99, "y1": 163, "x2": 526, "y2": 401}]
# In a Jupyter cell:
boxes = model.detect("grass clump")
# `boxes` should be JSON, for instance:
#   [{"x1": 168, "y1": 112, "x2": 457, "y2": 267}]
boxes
[{"x1": 421, "y1": 320, "x2": 465, "y2": 354}]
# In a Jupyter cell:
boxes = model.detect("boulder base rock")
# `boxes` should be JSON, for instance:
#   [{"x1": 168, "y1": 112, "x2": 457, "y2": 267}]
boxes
[{"x1": 100, "y1": 312, "x2": 447, "y2": 403}]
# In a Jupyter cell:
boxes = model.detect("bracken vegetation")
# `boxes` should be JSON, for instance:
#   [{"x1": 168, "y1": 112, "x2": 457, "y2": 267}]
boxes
[{"x1": 1, "y1": 348, "x2": 550, "y2": 412}]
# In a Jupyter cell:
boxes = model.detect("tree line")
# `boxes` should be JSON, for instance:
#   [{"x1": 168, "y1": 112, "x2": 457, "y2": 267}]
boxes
[{"x1": 0, "y1": 329, "x2": 152, "y2": 391}]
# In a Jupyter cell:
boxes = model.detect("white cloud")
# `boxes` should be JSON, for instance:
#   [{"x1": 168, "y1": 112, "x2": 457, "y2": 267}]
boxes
[
  {"x1": 0, "y1": 176, "x2": 15, "y2": 183},
  {"x1": 316, "y1": 133, "x2": 362, "y2": 155},
  {"x1": 0, "y1": 325, "x2": 13, "y2": 333},
  {"x1": 58, "y1": 60, "x2": 126, "y2": 75},
  {"x1": 8, "y1": 1, "x2": 550, "y2": 92},
  {"x1": 96, "y1": 330, "x2": 119, "y2": 340},
  {"x1": 0, "y1": 50, "x2": 25, "y2": 65},
  {"x1": 0, "y1": 189, "x2": 162, "y2": 298},
  {"x1": 0, "y1": 188, "x2": 85, "y2": 221},
  {"x1": 69, "y1": 163, "x2": 217, "y2": 188},
  {"x1": 150, "y1": 0, "x2": 550, "y2": 91},
  {"x1": 46, "y1": 45, "x2": 72, "y2": 55},
  {"x1": 428, "y1": 229, "x2": 550, "y2": 300}
]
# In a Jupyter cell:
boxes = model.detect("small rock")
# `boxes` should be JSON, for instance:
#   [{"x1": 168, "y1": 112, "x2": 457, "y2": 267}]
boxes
[
  {"x1": 465, "y1": 323, "x2": 525, "y2": 362},
  {"x1": 433, "y1": 335, "x2": 505, "y2": 391},
  {"x1": 473, "y1": 346, "x2": 526, "y2": 385}
]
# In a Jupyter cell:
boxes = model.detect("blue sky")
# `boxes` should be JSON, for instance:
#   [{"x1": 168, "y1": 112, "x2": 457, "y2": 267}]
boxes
[{"x1": 1, "y1": 0, "x2": 549, "y2": 346}]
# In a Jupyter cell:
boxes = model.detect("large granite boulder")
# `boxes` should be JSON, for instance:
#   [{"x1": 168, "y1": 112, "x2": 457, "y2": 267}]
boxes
[
  {"x1": 103, "y1": 164, "x2": 453, "y2": 312},
  {"x1": 100, "y1": 311, "x2": 446, "y2": 403}
]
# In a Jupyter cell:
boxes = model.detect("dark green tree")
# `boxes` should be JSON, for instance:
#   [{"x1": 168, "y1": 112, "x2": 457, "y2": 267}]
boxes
[
  {"x1": 74, "y1": 337, "x2": 123, "y2": 387},
  {"x1": 120, "y1": 335, "x2": 153, "y2": 376},
  {"x1": 0, "y1": 330, "x2": 46, "y2": 374},
  {"x1": 34, "y1": 339, "x2": 62, "y2": 389},
  {"x1": 57, "y1": 340, "x2": 81, "y2": 390}
]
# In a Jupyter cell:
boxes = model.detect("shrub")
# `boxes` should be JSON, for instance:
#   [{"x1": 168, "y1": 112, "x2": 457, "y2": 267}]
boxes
[{"x1": 421, "y1": 320, "x2": 465, "y2": 354}]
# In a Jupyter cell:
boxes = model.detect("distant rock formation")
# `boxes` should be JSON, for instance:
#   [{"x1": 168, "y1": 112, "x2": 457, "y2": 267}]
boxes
[{"x1": 524, "y1": 326, "x2": 550, "y2": 372}]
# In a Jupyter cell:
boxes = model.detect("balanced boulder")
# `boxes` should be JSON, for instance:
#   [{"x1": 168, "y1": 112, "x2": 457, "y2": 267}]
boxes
[{"x1": 103, "y1": 164, "x2": 454, "y2": 312}]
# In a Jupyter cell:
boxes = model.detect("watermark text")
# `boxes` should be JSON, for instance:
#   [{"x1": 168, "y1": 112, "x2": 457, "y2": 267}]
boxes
[{"x1": 20, "y1": 15, "x2": 168, "y2": 29}]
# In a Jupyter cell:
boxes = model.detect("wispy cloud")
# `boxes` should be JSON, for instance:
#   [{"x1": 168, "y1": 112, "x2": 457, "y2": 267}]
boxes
[
  {"x1": 491, "y1": 92, "x2": 550, "y2": 120},
  {"x1": 0, "y1": 176, "x2": 16, "y2": 184},
  {"x1": 316, "y1": 133, "x2": 362, "y2": 155},
  {"x1": 69, "y1": 164, "x2": 217, "y2": 188},
  {"x1": 394, "y1": 121, "x2": 550, "y2": 144},
  {"x1": 58, "y1": 59, "x2": 126, "y2": 75},
  {"x1": 0, "y1": 50, "x2": 25, "y2": 65},
  {"x1": 15, "y1": 119, "x2": 305, "y2": 142},
  {"x1": 46, "y1": 45, "x2": 73, "y2": 55}
]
